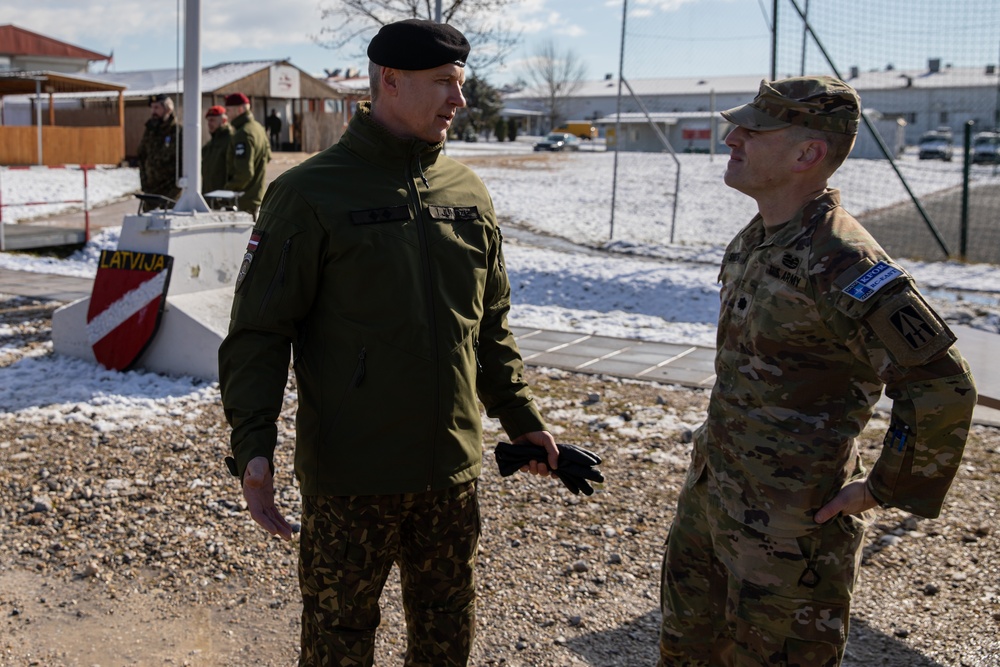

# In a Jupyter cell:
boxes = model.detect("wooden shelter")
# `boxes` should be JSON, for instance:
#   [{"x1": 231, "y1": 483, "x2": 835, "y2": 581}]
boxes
[
  {"x1": 111, "y1": 60, "x2": 350, "y2": 158},
  {"x1": 0, "y1": 71, "x2": 126, "y2": 165}
]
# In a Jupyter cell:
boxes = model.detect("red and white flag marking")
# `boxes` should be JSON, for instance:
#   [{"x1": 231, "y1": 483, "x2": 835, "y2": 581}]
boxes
[{"x1": 86, "y1": 250, "x2": 174, "y2": 371}]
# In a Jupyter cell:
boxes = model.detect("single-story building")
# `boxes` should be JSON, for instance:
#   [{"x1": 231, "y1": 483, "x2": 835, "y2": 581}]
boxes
[
  {"x1": 2, "y1": 60, "x2": 350, "y2": 161},
  {"x1": 507, "y1": 61, "x2": 1000, "y2": 146},
  {"x1": 594, "y1": 107, "x2": 907, "y2": 160},
  {"x1": 0, "y1": 24, "x2": 111, "y2": 74}
]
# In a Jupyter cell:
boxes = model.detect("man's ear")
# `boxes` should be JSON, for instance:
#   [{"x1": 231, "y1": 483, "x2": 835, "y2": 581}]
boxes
[
  {"x1": 792, "y1": 138, "x2": 828, "y2": 173},
  {"x1": 380, "y1": 67, "x2": 401, "y2": 97}
]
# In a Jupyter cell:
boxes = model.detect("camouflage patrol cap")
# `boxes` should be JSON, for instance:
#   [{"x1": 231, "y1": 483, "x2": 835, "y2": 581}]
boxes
[{"x1": 722, "y1": 76, "x2": 860, "y2": 135}]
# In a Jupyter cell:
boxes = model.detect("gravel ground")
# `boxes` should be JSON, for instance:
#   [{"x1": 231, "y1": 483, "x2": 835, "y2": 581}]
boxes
[{"x1": 1, "y1": 296, "x2": 999, "y2": 667}]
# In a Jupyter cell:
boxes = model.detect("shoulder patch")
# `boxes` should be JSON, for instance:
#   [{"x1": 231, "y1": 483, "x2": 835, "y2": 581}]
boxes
[
  {"x1": 865, "y1": 288, "x2": 956, "y2": 366},
  {"x1": 350, "y1": 206, "x2": 411, "y2": 225},
  {"x1": 841, "y1": 260, "x2": 903, "y2": 302},
  {"x1": 234, "y1": 142, "x2": 247, "y2": 157},
  {"x1": 235, "y1": 229, "x2": 265, "y2": 293}
]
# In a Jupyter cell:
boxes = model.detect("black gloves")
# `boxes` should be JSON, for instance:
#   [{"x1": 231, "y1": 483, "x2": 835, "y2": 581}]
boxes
[{"x1": 494, "y1": 442, "x2": 605, "y2": 495}]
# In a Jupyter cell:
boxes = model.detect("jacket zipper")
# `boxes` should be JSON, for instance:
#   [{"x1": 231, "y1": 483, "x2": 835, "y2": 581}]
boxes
[
  {"x1": 258, "y1": 237, "x2": 292, "y2": 318},
  {"x1": 350, "y1": 347, "x2": 367, "y2": 387},
  {"x1": 406, "y1": 154, "x2": 440, "y2": 491}
]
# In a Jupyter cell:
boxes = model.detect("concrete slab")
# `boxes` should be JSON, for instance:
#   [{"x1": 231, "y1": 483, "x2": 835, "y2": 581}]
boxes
[
  {"x1": 1, "y1": 222, "x2": 86, "y2": 250},
  {"x1": 0, "y1": 268, "x2": 92, "y2": 302}
]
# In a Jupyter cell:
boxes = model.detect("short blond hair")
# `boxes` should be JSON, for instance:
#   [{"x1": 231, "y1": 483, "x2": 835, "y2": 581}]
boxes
[
  {"x1": 368, "y1": 61, "x2": 381, "y2": 104},
  {"x1": 786, "y1": 125, "x2": 856, "y2": 174}
]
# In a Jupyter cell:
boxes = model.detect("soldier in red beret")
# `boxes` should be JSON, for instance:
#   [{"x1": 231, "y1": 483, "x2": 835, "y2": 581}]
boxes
[
  {"x1": 201, "y1": 105, "x2": 232, "y2": 206},
  {"x1": 222, "y1": 92, "x2": 270, "y2": 218}
]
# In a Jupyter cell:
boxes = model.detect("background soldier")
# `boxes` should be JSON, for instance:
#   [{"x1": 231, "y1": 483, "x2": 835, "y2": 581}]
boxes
[
  {"x1": 265, "y1": 109, "x2": 282, "y2": 150},
  {"x1": 219, "y1": 19, "x2": 558, "y2": 667},
  {"x1": 658, "y1": 77, "x2": 977, "y2": 666},
  {"x1": 136, "y1": 93, "x2": 181, "y2": 212},
  {"x1": 201, "y1": 105, "x2": 231, "y2": 207},
  {"x1": 222, "y1": 92, "x2": 270, "y2": 218}
]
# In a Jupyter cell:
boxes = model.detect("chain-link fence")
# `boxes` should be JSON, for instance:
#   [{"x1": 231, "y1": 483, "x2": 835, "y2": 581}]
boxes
[{"x1": 605, "y1": 0, "x2": 1000, "y2": 263}]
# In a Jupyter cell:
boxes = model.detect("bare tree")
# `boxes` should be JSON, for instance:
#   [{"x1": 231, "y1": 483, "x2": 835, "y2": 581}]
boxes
[
  {"x1": 522, "y1": 40, "x2": 587, "y2": 131},
  {"x1": 316, "y1": 0, "x2": 521, "y2": 73}
]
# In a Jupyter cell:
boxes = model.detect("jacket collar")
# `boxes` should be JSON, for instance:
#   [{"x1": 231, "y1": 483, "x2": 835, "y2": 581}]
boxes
[
  {"x1": 746, "y1": 188, "x2": 842, "y2": 249},
  {"x1": 341, "y1": 102, "x2": 443, "y2": 171},
  {"x1": 231, "y1": 111, "x2": 254, "y2": 130}
]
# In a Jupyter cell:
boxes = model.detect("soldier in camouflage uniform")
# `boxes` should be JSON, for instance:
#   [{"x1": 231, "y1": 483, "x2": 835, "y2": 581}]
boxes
[
  {"x1": 218, "y1": 19, "x2": 558, "y2": 667},
  {"x1": 201, "y1": 105, "x2": 232, "y2": 207},
  {"x1": 659, "y1": 76, "x2": 978, "y2": 666},
  {"x1": 222, "y1": 92, "x2": 270, "y2": 219},
  {"x1": 136, "y1": 93, "x2": 181, "y2": 212}
]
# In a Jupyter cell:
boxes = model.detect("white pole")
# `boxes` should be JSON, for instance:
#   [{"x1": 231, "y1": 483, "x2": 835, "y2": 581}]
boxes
[
  {"x1": 173, "y1": 0, "x2": 210, "y2": 213},
  {"x1": 35, "y1": 79, "x2": 43, "y2": 166}
]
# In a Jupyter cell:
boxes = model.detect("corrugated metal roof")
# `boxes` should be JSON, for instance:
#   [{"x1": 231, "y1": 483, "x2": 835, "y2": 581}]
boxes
[
  {"x1": 85, "y1": 60, "x2": 284, "y2": 98},
  {"x1": 0, "y1": 24, "x2": 109, "y2": 61},
  {"x1": 0, "y1": 70, "x2": 125, "y2": 95}
]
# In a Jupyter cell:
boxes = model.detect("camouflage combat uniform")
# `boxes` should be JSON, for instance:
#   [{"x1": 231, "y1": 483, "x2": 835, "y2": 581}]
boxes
[
  {"x1": 223, "y1": 110, "x2": 270, "y2": 217},
  {"x1": 219, "y1": 103, "x2": 546, "y2": 666},
  {"x1": 660, "y1": 189, "x2": 977, "y2": 666},
  {"x1": 201, "y1": 121, "x2": 233, "y2": 201},
  {"x1": 136, "y1": 113, "x2": 181, "y2": 211}
]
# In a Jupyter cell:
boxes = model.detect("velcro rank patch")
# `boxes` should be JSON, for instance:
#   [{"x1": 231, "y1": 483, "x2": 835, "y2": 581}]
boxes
[
  {"x1": 234, "y1": 142, "x2": 247, "y2": 157},
  {"x1": 865, "y1": 288, "x2": 955, "y2": 367},
  {"x1": 842, "y1": 260, "x2": 903, "y2": 302},
  {"x1": 731, "y1": 288, "x2": 753, "y2": 320},
  {"x1": 428, "y1": 205, "x2": 479, "y2": 221},
  {"x1": 350, "y1": 206, "x2": 410, "y2": 225}
]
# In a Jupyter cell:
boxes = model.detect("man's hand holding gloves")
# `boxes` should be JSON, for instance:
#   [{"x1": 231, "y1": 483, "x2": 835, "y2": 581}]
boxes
[{"x1": 494, "y1": 441, "x2": 605, "y2": 495}]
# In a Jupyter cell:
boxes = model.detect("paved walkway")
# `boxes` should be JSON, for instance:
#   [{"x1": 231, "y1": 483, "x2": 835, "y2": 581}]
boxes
[{"x1": 1, "y1": 266, "x2": 997, "y2": 426}]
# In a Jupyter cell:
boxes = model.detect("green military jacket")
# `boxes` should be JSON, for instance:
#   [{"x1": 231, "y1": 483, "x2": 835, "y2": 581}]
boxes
[
  {"x1": 219, "y1": 105, "x2": 546, "y2": 496},
  {"x1": 137, "y1": 113, "x2": 181, "y2": 203},
  {"x1": 224, "y1": 111, "x2": 270, "y2": 215},
  {"x1": 201, "y1": 123, "x2": 233, "y2": 197},
  {"x1": 692, "y1": 189, "x2": 976, "y2": 535}
]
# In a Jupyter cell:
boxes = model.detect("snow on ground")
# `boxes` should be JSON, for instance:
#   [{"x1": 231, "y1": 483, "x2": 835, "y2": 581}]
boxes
[
  {"x1": 1, "y1": 142, "x2": 999, "y2": 422},
  {"x1": 0, "y1": 165, "x2": 139, "y2": 223}
]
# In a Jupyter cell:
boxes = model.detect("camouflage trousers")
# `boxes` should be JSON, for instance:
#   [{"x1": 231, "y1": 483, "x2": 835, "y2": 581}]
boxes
[
  {"x1": 659, "y1": 470, "x2": 867, "y2": 667},
  {"x1": 298, "y1": 481, "x2": 480, "y2": 667}
]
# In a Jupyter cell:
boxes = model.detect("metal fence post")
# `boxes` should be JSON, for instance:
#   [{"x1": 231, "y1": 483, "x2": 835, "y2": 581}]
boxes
[{"x1": 960, "y1": 120, "x2": 974, "y2": 261}]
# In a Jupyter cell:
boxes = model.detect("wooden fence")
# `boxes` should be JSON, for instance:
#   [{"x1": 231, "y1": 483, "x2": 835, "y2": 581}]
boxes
[{"x1": 0, "y1": 126, "x2": 124, "y2": 166}]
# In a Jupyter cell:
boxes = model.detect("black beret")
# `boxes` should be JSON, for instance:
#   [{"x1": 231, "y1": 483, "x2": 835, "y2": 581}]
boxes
[
  {"x1": 367, "y1": 19, "x2": 470, "y2": 70},
  {"x1": 149, "y1": 93, "x2": 169, "y2": 105}
]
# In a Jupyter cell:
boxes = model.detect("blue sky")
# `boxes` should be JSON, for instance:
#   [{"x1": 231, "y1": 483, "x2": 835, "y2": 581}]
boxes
[
  {"x1": 2, "y1": 0, "x2": 773, "y2": 84},
  {"x1": 2, "y1": 1, "x2": 998, "y2": 85}
]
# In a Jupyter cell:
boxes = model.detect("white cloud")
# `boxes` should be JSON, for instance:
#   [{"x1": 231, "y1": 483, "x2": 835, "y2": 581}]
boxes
[{"x1": 1, "y1": 0, "x2": 324, "y2": 60}]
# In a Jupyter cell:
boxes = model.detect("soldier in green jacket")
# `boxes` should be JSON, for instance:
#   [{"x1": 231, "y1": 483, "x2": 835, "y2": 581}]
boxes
[
  {"x1": 201, "y1": 105, "x2": 232, "y2": 208},
  {"x1": 136, "y1": 93, "x2": 181, "y2": 212},
  {"x1": 219, "y1": 20, "x2": 557, "y2": 667},
  {"x1": 659, "y1": 77, "x2": 977, "y2": 666},
  {"x1": 222, "y1": 92, "x2": 270, "y2": 218}
]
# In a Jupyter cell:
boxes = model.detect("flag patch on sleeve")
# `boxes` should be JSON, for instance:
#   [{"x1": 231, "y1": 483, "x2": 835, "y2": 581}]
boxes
[{"x1": 235, "y1": 230, "x2": 264, "y2": 293}]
